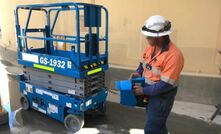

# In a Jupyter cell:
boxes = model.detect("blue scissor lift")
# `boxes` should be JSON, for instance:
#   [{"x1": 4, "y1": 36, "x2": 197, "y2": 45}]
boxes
[{"x1": 14, "y1": 2, "x2": 108, "y2": 132}]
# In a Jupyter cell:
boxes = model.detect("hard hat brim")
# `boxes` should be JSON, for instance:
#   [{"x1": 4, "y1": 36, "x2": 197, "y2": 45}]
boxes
[{"x1": 141, "y1": 29, "x2": 172, "y2": 37}]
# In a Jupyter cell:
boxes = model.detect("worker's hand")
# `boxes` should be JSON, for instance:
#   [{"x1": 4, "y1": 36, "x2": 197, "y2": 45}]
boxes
[
  {"x1": 133, "y1": 85, "x2": 143, "y2": 95},
  {"x1": 129, "y1": 72, "x2": 141, "y2": 80}
]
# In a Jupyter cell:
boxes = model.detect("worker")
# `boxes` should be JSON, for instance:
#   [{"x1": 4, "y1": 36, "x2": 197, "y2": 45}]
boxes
[{"x1": 130, "y1": 15, "x2": 184, "y2": 134}]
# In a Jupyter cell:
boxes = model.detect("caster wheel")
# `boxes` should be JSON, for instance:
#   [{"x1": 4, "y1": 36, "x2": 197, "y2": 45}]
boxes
[
  {"x1": 64, "y1": 114, "x2": 84, "y2": 132},
  {"x1": 20, "y1": 95, "x2": 30, "y2": 110}
]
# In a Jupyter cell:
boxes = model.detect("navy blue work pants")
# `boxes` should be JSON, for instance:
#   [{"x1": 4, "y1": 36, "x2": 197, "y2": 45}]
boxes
[{"x1": 144, "y1": 95, "x2": 175, "y2": 134}]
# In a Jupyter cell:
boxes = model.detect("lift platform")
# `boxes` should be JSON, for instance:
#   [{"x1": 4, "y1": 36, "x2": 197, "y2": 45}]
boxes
[{"x1": 14, "y1": 2, "x2": 108, "y2": 132}]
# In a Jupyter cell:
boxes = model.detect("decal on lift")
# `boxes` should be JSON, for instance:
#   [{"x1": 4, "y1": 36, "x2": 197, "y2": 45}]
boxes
[
  {"x1": 68, "y1": 90, "x2": 75, "y2": 95},
  {"x1": 32, "y1": 102, "x2": 38, "y2": 108},
  {"x1": 38, "y1": 108, "x2": 47, "y2": 114},
  {"x1": 23, "y1": 90, "x2": 27, "y2": 95},
  {"x1": 35, "y1": 88, "x2": 59, "y2": 101},
  {"x1": 32, "y1": 102, "x2": 46, "y2": 114},
  {"x1": 67, "y1": 61, "x2": 72, "y2": 69},
  {"x1": 47, "y1": 103, "x2": 58, "y2": 114},
  {"x1": 87, "y1": 67, "x2": 102, "y2": 75},
  {"x1": 22, "y1": 53, "x2": 39, "y2": 63},
  {"x1": 86, "y1": 99, "x2": 92, "y2": 107},
  {"x1": 66, "y1": 103, "x2": 72, "y2": 108},
  {"x1": 34, "y1": 64, "x2": 55, "y2": 72},
  {"x1": 39, "y1": 56, "x2": 66, "y2": 69},
  {"x1": 25, "y1": 83, "x2": 33, "y2": 93}
]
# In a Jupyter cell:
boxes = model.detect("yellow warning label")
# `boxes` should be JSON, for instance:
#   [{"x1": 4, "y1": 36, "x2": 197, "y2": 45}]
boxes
[
  {"x1": 34, "y1": 64, "x2": 55, "y2": 72},
  {"x1": 87, "y1": 68, "x2": 102, "y2": 75}
]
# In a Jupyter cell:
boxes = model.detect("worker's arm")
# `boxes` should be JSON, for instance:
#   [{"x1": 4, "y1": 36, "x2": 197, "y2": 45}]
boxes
[
  {"x1": 129, "y1": 62, "x2": 143, "y2": 79},
  {"x1": 136, "y1": 62, "x2": 143, "y2": 75},
  {"x1": 136, "y1": 45, "x2": 149, "y2": 76},
  {"x1": 142, "y1": 81, "x2": 173, "y2": 96}
]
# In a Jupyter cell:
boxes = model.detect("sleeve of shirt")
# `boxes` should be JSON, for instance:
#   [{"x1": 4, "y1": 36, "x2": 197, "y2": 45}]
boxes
[
  {"x1": 142, "y1": 80, "x2": 174, "y2": 96},
  {"x1": 136, "y1": 46, "x2": 150, "y2": 76},
  {"x1": 136, "y1": 62, "x2": 143, "y2": 75},
  {"x1": 160, "y1": 51, "x2": 184, "y2": 86}
]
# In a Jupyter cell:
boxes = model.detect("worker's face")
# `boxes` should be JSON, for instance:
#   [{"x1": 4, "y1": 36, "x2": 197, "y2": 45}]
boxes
[{"x1": 146, "y1": 36, "x2": 163, "y2": 46}]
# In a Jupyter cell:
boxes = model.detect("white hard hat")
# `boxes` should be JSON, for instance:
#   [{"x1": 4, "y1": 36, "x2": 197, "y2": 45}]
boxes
[{"x1": 141, "y1": 15, "x2": 172, "y2": 37}]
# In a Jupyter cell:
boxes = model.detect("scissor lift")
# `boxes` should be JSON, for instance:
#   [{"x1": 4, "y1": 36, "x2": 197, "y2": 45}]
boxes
[{"x1": 14, "y1": 2, "x2": 108, "y2": 132}]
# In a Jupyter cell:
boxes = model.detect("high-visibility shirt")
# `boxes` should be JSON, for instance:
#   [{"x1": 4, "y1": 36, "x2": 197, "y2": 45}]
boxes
[{"x1": 140, "y1": 41, "x2": 184, "y2": 87}]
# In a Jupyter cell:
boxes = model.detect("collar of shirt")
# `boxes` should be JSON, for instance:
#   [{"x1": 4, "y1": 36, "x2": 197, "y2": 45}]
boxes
[{"x1": 161, "y1": 41, "x2": 170, "y2": 52}]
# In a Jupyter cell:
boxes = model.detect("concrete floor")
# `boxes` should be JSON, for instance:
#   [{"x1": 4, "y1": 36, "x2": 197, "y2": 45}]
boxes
[
  {"x1": 0, "y1": 102, "x2": 220, "y2": 134},
  {"x1": 0, "y1": 61, "x2": 221, "y2": 134}
]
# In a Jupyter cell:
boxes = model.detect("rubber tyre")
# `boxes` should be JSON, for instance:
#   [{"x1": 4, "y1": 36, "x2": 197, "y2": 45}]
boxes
[
  {"x1": 64, "y1": 114, "x2": 84, "y2": 132},
  {"x1": 20, "y1": 95, "x2": 30, "y2": 110}
]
